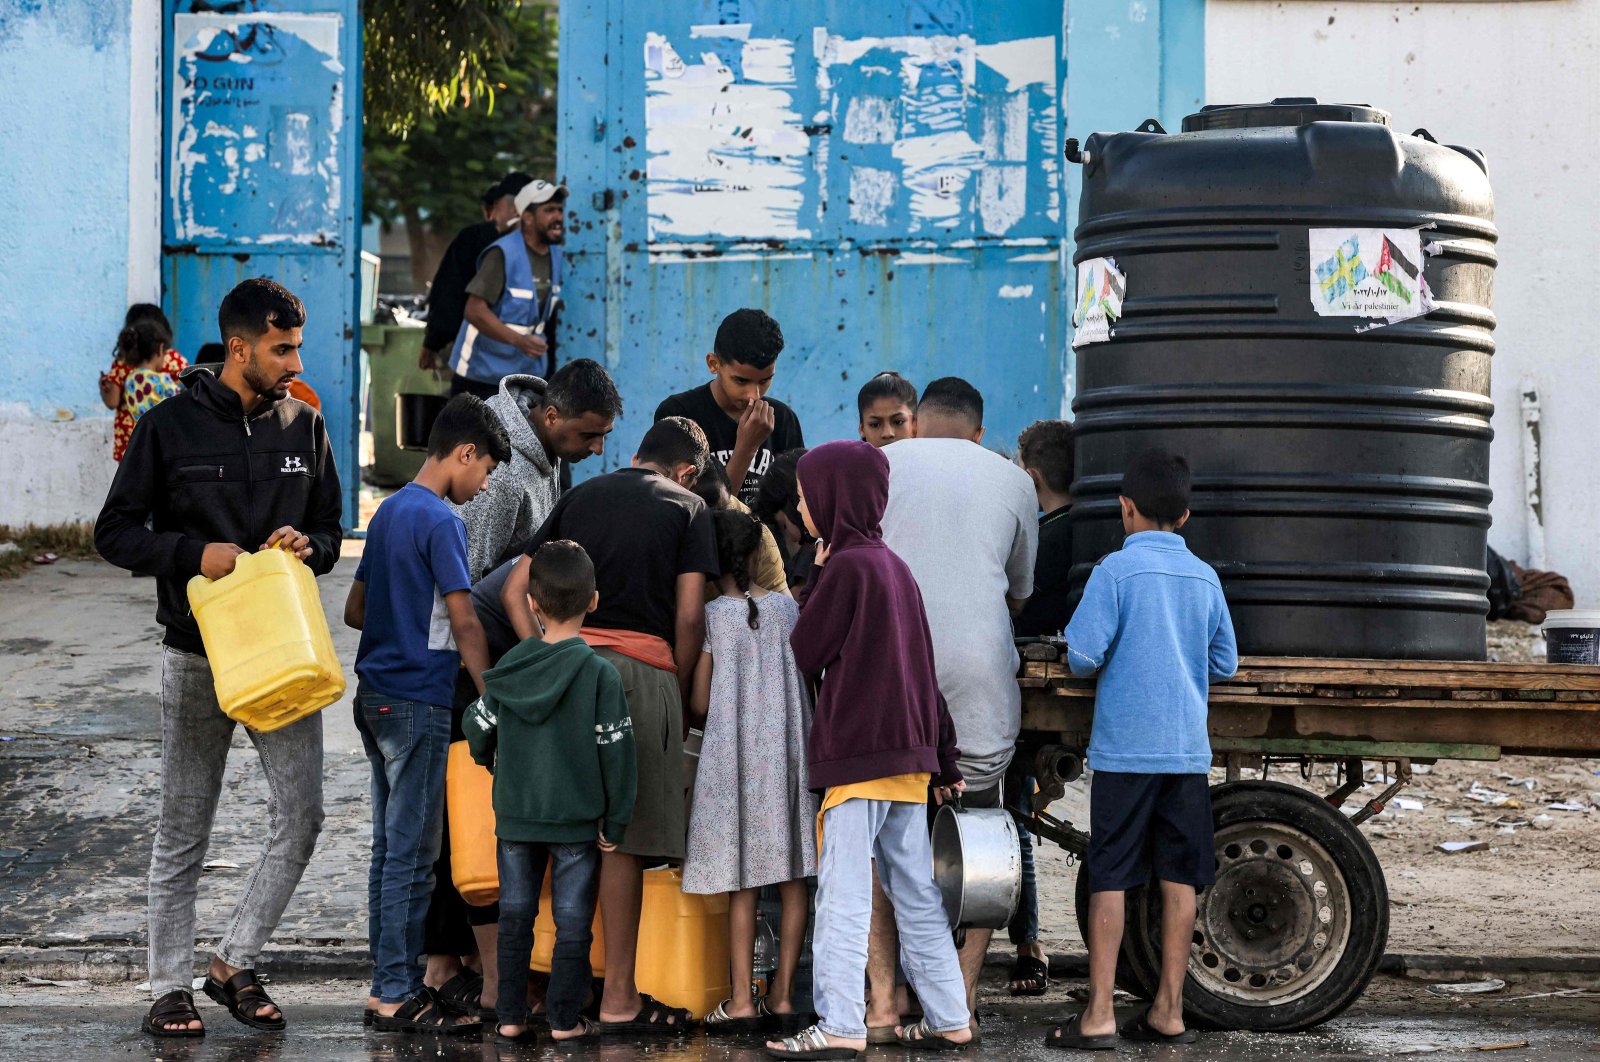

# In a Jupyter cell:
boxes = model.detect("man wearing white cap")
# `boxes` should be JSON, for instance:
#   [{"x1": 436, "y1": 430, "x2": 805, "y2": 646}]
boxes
[{"x1": 449, "y1": 179, "x2": 569, "y2": 399}]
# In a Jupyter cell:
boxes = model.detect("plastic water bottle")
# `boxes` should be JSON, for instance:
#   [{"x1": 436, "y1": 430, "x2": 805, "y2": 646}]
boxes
[{"x1": 752, "y1": 910, "x2": 778, "y2": 999}]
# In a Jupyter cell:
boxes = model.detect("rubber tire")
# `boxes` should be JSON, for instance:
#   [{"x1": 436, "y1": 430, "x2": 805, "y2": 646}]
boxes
[
  {"x1": 1072, "y1": 860, "x2": 1155, "y2": 998},
  {"x1": 1122, "y1": 780, "x2": 1388, "y2": 1032}
]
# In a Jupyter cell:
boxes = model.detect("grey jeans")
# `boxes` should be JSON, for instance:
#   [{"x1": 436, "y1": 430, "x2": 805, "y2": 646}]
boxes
[{"x1": 148, "y1": 647, "x2": 325, "y2": 995}]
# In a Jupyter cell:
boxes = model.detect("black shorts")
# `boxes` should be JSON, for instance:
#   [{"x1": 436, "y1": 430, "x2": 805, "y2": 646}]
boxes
[{"x1": 1086, "y1": 772, "x2": 1216, "y2": 893}]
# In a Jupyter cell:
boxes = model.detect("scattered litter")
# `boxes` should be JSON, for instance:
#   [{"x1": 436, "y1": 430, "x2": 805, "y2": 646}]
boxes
[
  {"x1": 1395, "y1": 797, "x2": 1425, "y2": 811},
  {"x1": 1447, "y1": 816, "x2": 1476, "y2": 826},
  {"x1": 0, "y1": 736, "x2": 14, "y2": 742},
  {"x1": 1427, "y1": 979, "x2": 1505, "y2": 996},
  {"x1": 1067, "y1": 986, "x2": 1140, "y2": 1003},
  {"x1": 32, "y1": 552, "x2": 58, "y2": 565},
  {"x1": 21, "y1": 975, "x2": 89, "y2": 988},
  {"x1": 1465, "y1": 783, "x2": 1521, "y2": 808},
  {"x1": 1495, "y1": 774, "x2": 1538, "y2": 790},
  {"x1": 1474, "y1": 1043, "x2": 1529, "y2": 1053},
  {"x1": 1412, "y1": 764, "x2": 1433, "y2": 775},
  {"x1": 203, "y1": 859, "x2": 240, "y2": 872},
  {"x1": 1546, "y1": 801, "x2": 1591, "y2": 813},
  {"x1": 1436, "y1": 840, "x2": 1488, "y2": 854},
  {"x1": 1530, "y1": 814, "x2": 1555, "y2": 831},
  {"x1": 1393, "y1": 1046, "x2": 1441, "y2": 1056},
  {"x1": 1489, "y1": 987, "x2": 1596, "y2": 1003}
]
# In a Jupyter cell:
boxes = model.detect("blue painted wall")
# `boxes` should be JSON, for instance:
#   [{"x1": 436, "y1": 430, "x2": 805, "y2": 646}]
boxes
[
  {"x1": 0, "y1": 2, "x2": 134, "y2": 419},
  {"x1": 558, "y1": 0, "x2": 1073, "y2": 468},
  {"x1": 162, "y1": 2, "x2": 362, "y2": 527}
]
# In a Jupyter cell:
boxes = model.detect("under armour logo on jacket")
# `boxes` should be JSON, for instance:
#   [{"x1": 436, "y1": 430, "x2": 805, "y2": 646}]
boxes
[{"x1": 280, "y1": 456, "x2": 307, "y2": 474}]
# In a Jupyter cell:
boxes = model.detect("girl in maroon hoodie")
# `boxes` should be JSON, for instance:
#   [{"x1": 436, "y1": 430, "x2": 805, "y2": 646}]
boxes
[{"x1": 766, "y1": 441, "x2": 972, "y2": 1059}]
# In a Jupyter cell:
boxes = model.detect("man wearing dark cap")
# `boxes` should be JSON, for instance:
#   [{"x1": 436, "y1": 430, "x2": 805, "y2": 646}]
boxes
[
  {"x1": 448, "y1": 179, "x2": 569, "y2": 399},
  {"x1": 419, "y1": 171, "x2": 534, "y2": 372}
]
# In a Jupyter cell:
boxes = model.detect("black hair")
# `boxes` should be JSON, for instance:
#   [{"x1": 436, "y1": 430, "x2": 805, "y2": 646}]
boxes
[
  {"x1": 856, "y1": 371, "x2": 918, "y2": 417},
  {"x1": 638, "y1": 416, "x2": 710, "y2": 478},
  {"x1": 918, "y1": 376, "x2": 983, "y2": 425},
  {"x1": 712, "y1": 508, "x2": 765, "y2": 630},
  {"x1": 691, "y1": 459, "x2": 732, "y2": 511},
  {"x1": 527, "y1": 540, "x2": 595, "y2": 622},
  {"x1": 545, "y1": 358, "x2": 623, "y2": 419},
  {"x1": 196, "y1": 342, "x2": 226, "y2": 363},
  {"x1": 123, "y1": 303, "x2": 174, "y2": 344},
  {"x1": 427, "y1": 393, "x2": 513, "y2": 464},
  {"x1": 1119, "y1": 448, "x2": 1191, "y2": 526},
  {"x1": 752, "y1": 447, "x2": 805, "y2": 526},
  {"x1": 218, "y1": 278, "x2": 306, "y2": 343},
  {"x1": 1017, "y1": 419, "x2": 1075, "y2": 494},
  {"x1": 713, "y1": 307, "x2": 784, "y2": 369},
  {"x1": 485, "y1": 170, "x2": 535, "y2": 205},
  {"x1": 116, "y1": 319, "x2": 171, "y2": 366}
]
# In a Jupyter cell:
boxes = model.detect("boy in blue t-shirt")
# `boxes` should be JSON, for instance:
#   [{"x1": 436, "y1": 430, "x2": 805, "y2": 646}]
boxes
[
  {"x1": 1046, "y1": 449, "x2": 1237, "y2": 1051},
  {"x1": 344, "y1": 394, "x2": 511, "y2": 1034}
]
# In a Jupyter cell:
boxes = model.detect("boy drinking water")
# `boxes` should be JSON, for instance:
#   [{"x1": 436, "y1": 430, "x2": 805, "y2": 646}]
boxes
[
  {"x1": 464, "y1": 540, "x2": 637, "y2": 1046},
  {"x1": 344, "y1": 394, "x2": 509, "y2": 1034},
  {"x1": 1046, "y1": 449, "x2": 1237, "y2": 1051}
]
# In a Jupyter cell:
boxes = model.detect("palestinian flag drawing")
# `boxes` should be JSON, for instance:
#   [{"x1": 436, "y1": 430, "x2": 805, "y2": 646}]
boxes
[{"x1": 1374, "y1": 235, "x2": 1420, "y2": 304}]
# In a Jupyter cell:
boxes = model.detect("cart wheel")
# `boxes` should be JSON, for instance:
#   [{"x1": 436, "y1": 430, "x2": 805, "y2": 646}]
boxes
[
  {"x1": 1072, "y1": 861, "x2": 1155, "y2": 998},
  {"x1": 1123, "y1": 780, "x2": 1388, "y2": 1032}
]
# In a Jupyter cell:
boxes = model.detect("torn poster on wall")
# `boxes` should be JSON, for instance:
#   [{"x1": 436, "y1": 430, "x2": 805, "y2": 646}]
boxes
[
  {"x1": 643, "y1": 28, "x2": 812, "y2": 241},
  {"x1": 170, "y1": 13, "x2": 344, "y2": 245},
  {"x1": 1308, "y1": 228, "x2": 1433, "y2": 323},
  {"x1": 1072, "y1": 258, "x2": 1125, "y2": 347}
]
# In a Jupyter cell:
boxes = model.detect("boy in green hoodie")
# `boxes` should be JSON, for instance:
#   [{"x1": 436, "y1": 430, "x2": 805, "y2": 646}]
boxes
[{"x1": 464, "y1": 540, "x2": 637, "y2": 1045}]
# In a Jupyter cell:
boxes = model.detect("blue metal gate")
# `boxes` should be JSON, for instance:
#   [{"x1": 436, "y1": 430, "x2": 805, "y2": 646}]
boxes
[
  {"x1": 162, "y1": 1, "x2": 361, "y2": 526},
  {"x1": 559, "y1": 0, "x2": 1069, "y2": 464}
]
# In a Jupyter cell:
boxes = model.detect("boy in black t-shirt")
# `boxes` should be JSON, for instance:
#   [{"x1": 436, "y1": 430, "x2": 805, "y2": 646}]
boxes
[
  {"x1": 1013, "y1": 419, "x2": 1075, "y2": 638},
  {"x1": 654, "y1": 308, "x2": 804, "y2": 506}
]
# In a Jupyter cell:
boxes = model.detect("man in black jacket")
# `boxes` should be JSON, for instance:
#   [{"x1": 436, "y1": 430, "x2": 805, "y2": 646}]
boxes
[{"x1": 95, "y1": 278, "x2": 343, "y2": 1039}]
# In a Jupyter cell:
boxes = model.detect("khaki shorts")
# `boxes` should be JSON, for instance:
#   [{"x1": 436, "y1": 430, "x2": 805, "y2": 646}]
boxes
[{"x1": 594, "y1": 647, "x2": 686, "y2": 862}]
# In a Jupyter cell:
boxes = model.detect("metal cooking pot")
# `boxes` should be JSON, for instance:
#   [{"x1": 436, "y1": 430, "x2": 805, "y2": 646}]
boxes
[{"x1": 931, "y1": 800, "x2": 1021, "y2": 930}]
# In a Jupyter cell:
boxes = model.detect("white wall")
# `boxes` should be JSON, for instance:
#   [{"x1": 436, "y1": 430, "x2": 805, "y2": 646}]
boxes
[{"x1": 1207, "y1": 0, "x2": 1600, "y2": 603}]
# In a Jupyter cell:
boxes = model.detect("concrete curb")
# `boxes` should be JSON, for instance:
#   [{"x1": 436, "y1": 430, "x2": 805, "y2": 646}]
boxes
[{"x1": 9, "y1": 945, "x2": 1599, "y2": 986}]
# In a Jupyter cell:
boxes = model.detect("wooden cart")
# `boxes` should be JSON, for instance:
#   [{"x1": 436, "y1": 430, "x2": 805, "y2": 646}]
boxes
[{"x1": 1016, "y1": 645, "x2": 1600, "y2": 1032}]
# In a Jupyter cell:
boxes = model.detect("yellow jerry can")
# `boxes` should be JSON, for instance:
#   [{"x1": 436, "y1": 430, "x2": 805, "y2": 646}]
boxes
[
  {"x1": 634, "y1": 867, "x2": 731, "y2": 1019},
  {"x1": 185, "y1": 547, "x2": 345, "y2": 732},
  {"x1": 447, "y1": 740, "x2": 500, "y2": 906}
]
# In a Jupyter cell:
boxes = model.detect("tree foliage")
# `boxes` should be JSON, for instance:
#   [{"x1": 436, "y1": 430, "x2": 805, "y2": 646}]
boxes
[
  {"x1": 363, "y1": 0, "x2": 522, "y2": 136},
  {"x1": 364, "y1": 4, "x2": 559, "y2": 287}
]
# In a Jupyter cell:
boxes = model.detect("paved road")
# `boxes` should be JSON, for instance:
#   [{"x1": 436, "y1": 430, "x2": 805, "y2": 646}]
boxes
[{"x1": 1, "y1": 978, "x2": 1596, "y2": 1062}]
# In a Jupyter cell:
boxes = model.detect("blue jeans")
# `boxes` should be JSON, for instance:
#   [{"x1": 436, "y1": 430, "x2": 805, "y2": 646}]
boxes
[
  {"x1": 496, "y1": 840, "x2": 601, "y2": 1031},
  {"x1": 1007, "y1": 773, "x2": 1040, "y2": 947},
  {"x1": 354, "y1": 686, "x2": 451, "y2": 1003},
  {"x1": 814, "y1": 799, "x2": 969, "y2": 1039}
]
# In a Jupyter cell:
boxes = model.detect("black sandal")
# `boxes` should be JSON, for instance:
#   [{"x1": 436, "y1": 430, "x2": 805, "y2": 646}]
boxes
[
  {"x1": 1119, "y1": 1008, "x2": 1197, "y2": 1044},
  {"x1": 202, "y1": 969, "x2": 285, "y2": 1031},
  {"x1": 371, "y1": 990, "x2": 483, "y2": 1035},
  {"x1": 431, "y1": 971, "x2": 484, "y2": 1017},
  {"x1": 1043, "y1": 1014, "x2": 1117, "y2": 1051},
  {"x1": 1009, "y1": 955, "x2": 1051, "y2": 997},
  {"x1": 142, "y1": 989, "x2": 204, "y2": 1038},
  {"x1": 598, "y1": 992, "x2": 694, "y2": 1037}
]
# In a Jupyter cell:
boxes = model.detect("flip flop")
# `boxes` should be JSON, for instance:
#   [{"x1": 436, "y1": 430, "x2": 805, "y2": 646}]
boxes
[
  {"x1": 704, "y1": 997, "x2": 774, "y2": 1035},
  {"x1": 1043, "y1": 1014, "x2": 1117, "y2": 1051},
  {"x1": 1119, "y1": 1008, "x2": 1197, "y2": 1044},
  {"x1": 141, "y1": 989, "x2": 205, "y2": 1038},
  {"x1": 1009, "y1": 954, "x2": 1051, "y2": 997},
  {"x1": 549, "y1": 1015, "x2": 602, "y2": 1042},
  {"x1": 495, "y1": 1024, "x2": 542, "y2": 1044},
  {"x1": 765, "y1": 1024, "x2": 863, "y2": 1060},
  {"x1": 598, "y1": 992, "x2": 694, "y2": 1037},
  {"x1": 896, "y1": 1018, "x2": 969, "y2": 1051}
]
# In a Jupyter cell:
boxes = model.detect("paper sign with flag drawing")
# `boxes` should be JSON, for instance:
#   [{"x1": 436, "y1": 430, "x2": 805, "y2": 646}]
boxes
[
  {"x1": 1309, "y1": 227, "x2": 1432, "y2": 323},
  {"x1": 1072, "y1": 257, "x2": 1126, "y2": 347}
]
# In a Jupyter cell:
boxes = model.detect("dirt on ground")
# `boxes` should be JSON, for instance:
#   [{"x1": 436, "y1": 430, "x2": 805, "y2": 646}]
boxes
[{"x1": 1029, "y1": 621, "x2": 1600, "y2": 963}]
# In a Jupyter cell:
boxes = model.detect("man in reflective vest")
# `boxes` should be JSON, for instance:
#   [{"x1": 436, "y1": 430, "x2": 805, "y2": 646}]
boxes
[{"x1": 449, "y1": 179, "x2": 567, "y2": 400}]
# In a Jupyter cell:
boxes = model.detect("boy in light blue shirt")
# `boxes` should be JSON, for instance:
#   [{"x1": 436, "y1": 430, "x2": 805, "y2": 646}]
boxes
[{"x1": 1046, "y1": 448, "x2": 1237, "y2": 1051}]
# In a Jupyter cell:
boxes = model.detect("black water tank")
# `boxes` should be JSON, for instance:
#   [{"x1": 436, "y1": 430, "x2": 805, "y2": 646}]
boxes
[{"x1": 1068, "y1": 99, "x2": 1497, "y2": 660}]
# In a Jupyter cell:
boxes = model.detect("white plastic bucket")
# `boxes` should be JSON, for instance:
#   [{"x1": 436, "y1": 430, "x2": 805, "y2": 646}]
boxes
[{"x1": 1539, "y1": 609, "x2": 1600, "y2": 665}]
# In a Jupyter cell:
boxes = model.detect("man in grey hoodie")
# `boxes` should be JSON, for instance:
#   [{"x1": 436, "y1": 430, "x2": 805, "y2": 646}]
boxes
[
  {"x1": 458, "y1": 358, "x2": 623, "y2": 580},
  {"x1": 423, "y1": 357, "x2": 622, "y2": 1019}
]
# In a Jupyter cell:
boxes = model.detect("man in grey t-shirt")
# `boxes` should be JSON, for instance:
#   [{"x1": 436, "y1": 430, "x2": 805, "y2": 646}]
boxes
[{"x1": 878, "y1": 376, "x2": 1039, "y2": 1026}]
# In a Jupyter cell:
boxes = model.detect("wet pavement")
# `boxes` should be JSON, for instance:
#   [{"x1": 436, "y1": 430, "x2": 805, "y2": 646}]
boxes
[{"x1": 2, "y1": 976, "x2": 1598, "y2": 1062}]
